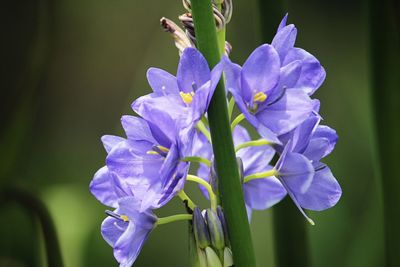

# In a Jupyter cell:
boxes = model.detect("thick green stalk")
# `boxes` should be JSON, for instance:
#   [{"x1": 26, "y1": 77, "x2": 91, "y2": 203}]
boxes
[
  {"x1": 273, "y1": 198, "x2": 311, "y2": 267},
  {"x1": 190, "y1": 1, "x2": 257, "y2": 266},
  {"x1": 256, "y1": 1, "x2": 312, "y2": 266},
  {"x1": 369, "y1": 0, "x2": 400, "y2": 265}
]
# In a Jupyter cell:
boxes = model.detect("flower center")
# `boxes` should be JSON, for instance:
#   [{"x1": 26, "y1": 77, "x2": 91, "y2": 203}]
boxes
[
  {"x1": 253, "y1": 92, "x2": 267, "y2": 103},
  {"x1": 180, "y1": 91, "x2": 195, "y2": 104}
]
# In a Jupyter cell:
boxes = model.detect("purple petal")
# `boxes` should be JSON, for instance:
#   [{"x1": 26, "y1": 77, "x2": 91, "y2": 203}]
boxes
[
  {"x1": 244, "y1": 177, "x2": 286, "y2": 210},
  {"x1": 223, "y1": 56, "x2": 251, "y2": 103},
  {"x1": 281, "y1": 115, "x2": 321, "y2": 154},
  {"x1": 303, "y1": 138, "x2": 331, "y2": 162},
  {"x1": 90, "y1": 166, "x2": 120, "y2": 207},
  {"x1": 132, "y1": 96, "x2": 185, "y2": 147},
  {"x1": 177, "y1": 48, "x2": 211, "y2": 93},
  {"x1": 255, "y1": 124, "x2": 282, "y2": 144},
  {"x1": 146, "y1": 68, "x2": 179, "y2": 95},
  {"x1": 120, "y1": 116, "x2": 157, "y2": 143},
  {"x1": 256, "y1": 90, "x2": 314, "y2": 135},
  {"x1": 267, "y1": 60, "x2": 302, "y2": 103},
  {"x1": 284, "y1": 48, "x2": 326, "y2": 95},
  {"x1": 275, "y1": 146, "x2": 316, "y2": 224},
  {"x1": 232, "y1": 125, "x2": 251, "y2": 145},
  {"x1": 276, "y1": 148, "x2": 314, "y2": 194},
  {"x1": 272, "y1": 24, "x2": 297, "y2": 61},
  {"x1": 277, "y1": 13, "x2": 289, "y2": 32},
  {"x1": 101, "y1": 135, "x2": 125, "y2": 154},
  {"x1": 106, "y1": 140, "x2": 164, "y2": 200},
  {"x1": 242, "y1": 44, "x2": 280, "y2": 96},
  {"x1": 156, "y1": 161, "x2": 189, "y2": 209},
  {"x1": 310, "y1": 125, "x2": 338, "y2": 158},
  {"x1": 296, "y1": 165, "x2": 342, "y2": 211}
]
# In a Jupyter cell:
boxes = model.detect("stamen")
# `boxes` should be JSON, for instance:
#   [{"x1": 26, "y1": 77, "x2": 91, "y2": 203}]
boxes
[
  {"x1": 267, "y1": 87, "x2": 287, "y2": 106},
  {"x1": 253, "y1": 91, "x2": 267, "y2": 103},
  {"x1": 180, "y1": 91, "x2": 195, "y2": 104},
  {"x1": 152, "y1": 145, "x2": 170, "y2": 157},
  {"x1": 191, "y1": 82, "x2": 198, "y2": 91},
  {"x1": 105, "y1": 210, "x2": 129, "y2": 222}
]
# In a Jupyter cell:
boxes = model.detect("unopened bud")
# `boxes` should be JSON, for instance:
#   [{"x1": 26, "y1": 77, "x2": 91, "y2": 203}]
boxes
[
  {"x1": 197, "y1": 247, "x2": 208, "y2": 267},
  {"x1": 205, "y1": 247, "x2": 222, "y2": 267},
  {"x1": 193, "y1": 207, "x2": 211, "y2": 249},
  {"x1": 205, "y1": 209, "x2": 225, "y2": 250},
  {"x1": 223, "y1": 247, "x2": 234, "y2": 267},
  {"x1": 216, "y1": 206, "x2": 230, "y2": 246}
]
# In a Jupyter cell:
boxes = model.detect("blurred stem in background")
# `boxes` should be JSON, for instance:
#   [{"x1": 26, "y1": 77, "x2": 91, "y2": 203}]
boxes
[
  {"x1": 0, "y1": 1, "x2": 61, "y2": 266},
  {"x1": 190, "y1": 0, "x2": 257, "y2": 266},
  {"x1": 1, "y1": 187, "x2": 64, "y2": 267},
  {"x1": 257, "y1": 1, "x2": 312, "y2": 267},
  {"x1": 369, "y1": 0, "x2": 400, "y2": 266}
]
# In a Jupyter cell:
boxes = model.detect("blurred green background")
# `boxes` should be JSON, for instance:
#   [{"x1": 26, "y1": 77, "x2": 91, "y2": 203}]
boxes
[{"x1": 0, "y1": 0, "x2": 384, "y2": 266}]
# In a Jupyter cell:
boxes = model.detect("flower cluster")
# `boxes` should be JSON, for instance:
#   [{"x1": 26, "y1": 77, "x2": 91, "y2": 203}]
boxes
[{"x1": 90, "y1": 14, "x2": 341, "y2": 266}]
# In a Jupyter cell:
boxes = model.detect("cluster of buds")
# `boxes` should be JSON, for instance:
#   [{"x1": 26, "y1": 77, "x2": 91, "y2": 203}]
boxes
[
  {"x1": 192, "y1": 207, "x2": 233, "y2": 267},
  {"x1": 160, "y1": 0, "x2": 233, "y2": 55}
]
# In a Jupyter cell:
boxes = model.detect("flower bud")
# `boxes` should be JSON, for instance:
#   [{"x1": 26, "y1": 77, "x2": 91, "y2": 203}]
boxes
[
  {"x1": 223, "y1": 247, "x2": 234, "y2": 267},
  {"x1": 216, "y1": 206, "x2": 230, "y2": 246},
  {"x1": 205, "y1": 247, "x2": 222, "y2": 267},
  {"x1": 197, "y1": 247, "x2": 208, "y2": 267},
  {"x1": 193, "y1": 207, "x2": 211, "y2": 249},
  {"x1": 205, "y1": 209, "x2": 225, "y2": 250}
]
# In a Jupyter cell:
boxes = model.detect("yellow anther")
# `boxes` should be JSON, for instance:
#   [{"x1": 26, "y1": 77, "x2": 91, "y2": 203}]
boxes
[
  {"x1": 147, "y1": 151, "x2": 159, "y2": 155},
  {"x1": 157, "y1": 145, "x2": 170, "y2": 153},
  {"x1": 253, "y1": 92, "x2": 267, "y2": 103},
  {"x1": 180, "y1": 91, "x2": 195, "y2": 104},
  {"x1": 120, "y1": 215, "x2": 129, "y2": 222}
]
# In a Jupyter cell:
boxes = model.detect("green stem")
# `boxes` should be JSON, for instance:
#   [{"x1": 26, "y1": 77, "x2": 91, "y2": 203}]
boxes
[
  {"x1": 157, "y1": 214, "x2": 193, "y2": 225},
  {"x1": 182, "y1": 156, "x2": 212, "y2": 167},
  {"x1": 231, "y1": 113, "x2": 245, "y2": 131},
  {"x1": 186, "y1": 174, "x2": 217, "y2": 211},
  {"x1": 196, "y1": 121, "x2": 212, "y2": 143},
  {"x1": 178, "y1": 190, "x2": 197, "y2": 210},
  {"x1": 273, "y1": 198, "x2": 312, "y2": 267},
  {"x1": 190, "y1": 1, "x2": 257, "y2": 266},
  {"x1": 369, "y1": 0, "x2": 400, "y2": 265},
  {"x1": 235, "y1": 139, "x2": 272, "y2": 153},
  {"x1": 228, "y1": 97, "x2": 235, "y2": 121},
  {"x1": 243, "y1": 169, "x2": 277, "y2": 183}
]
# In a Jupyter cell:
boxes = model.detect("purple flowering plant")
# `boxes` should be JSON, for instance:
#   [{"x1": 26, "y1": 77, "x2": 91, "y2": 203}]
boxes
[{"x1": 90, "y1": 1, "x2": 341, "y2": 266}]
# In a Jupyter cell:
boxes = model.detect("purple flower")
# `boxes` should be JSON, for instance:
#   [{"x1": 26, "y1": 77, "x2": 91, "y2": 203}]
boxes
[
  {"x1": 224, "y1": 44, "x2": 314, "y2": 142},
  {"x1": 272, "y1": 14, "x2": 326, "y2": 95},
  {"x1": 90, "y1": 112, "x2": 190, "y2": 212},
  {"x1": 132, "y1": 47, "x2": 224, "y2": 129},
  {"x1": 101, "y1": 197, "x2": 157, "y2": 267},
  {"x1": 275, "y1": 115, "x2": 341, "y2": 222},
  {"x1": 106, "y1": 115, "x2": 189, "y2": 211}
]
